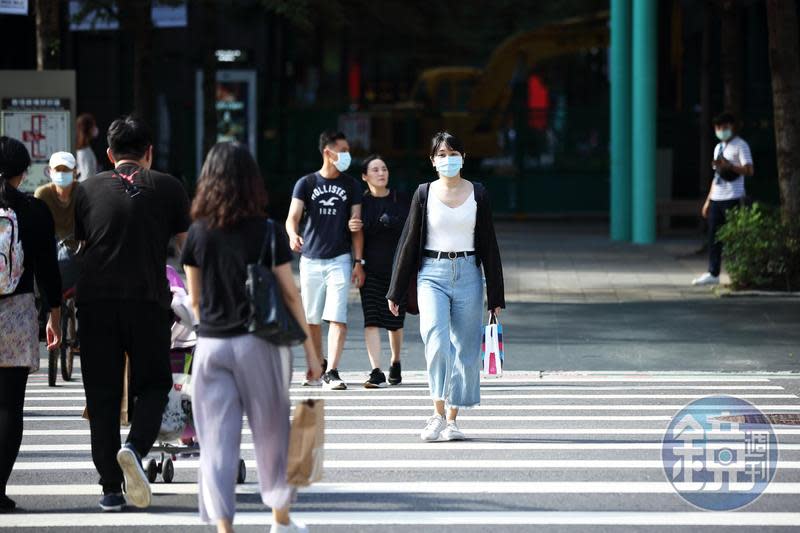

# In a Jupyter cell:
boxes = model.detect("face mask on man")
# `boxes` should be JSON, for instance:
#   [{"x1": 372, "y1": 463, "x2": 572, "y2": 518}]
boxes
[
  {"x1": 435, "y1": 155, "x2": 463, "y2": 178},
  {"x1": 51, "y1": 171, "x2": 74, "y2": 187},
  {"x1": 333, "y1": 150, "x2": 351, "y2": 172},
  {"x1": 715, "y1": 129, "x2": 733, "y2": 142}
]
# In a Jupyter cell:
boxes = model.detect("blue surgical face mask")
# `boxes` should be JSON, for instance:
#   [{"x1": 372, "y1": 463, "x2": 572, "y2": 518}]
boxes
[
  {"x1": 333, "y1": 151, "x2": 351, "y2": 172},
  {"x1": 715, "y1": 129, "x2": 732, "y2": 142},
  {"x1": 51, "y1": 171, "x2": 73, "y2": 187},
  {"x1": 435, "y1": 155, "x2": 463, "y2": 178}
]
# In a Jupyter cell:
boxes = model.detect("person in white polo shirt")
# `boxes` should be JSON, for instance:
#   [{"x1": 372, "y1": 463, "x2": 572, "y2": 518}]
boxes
[{"x1": 693, "y1": 112, "x2": 754, "y2": 286}]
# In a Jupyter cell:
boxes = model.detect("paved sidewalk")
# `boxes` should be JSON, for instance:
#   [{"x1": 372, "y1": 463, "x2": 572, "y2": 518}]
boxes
[
  {"x1": 333, "y1": 222, "x2": 800, "y2": 375},
  {"x1": 497, "y1": 222, "x2": 729, "y2": 303}
]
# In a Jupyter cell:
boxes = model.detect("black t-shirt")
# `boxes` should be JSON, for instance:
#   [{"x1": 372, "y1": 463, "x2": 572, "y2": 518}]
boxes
[
  {"x1": 180, "y1": 216, "x2": 293, "y2": 338},
  {"x1": 291, "y1": 172, "x2": 362, "y2": 259},
  {"x1": 74, "y1": 163, "x2": 191, "y2": 308},
  {"x1": 0, "y1": 186, "x2": 62, "y2": 309},
  {"x1": 362, "y1": 190, "x2": 410, "y2": 275}
]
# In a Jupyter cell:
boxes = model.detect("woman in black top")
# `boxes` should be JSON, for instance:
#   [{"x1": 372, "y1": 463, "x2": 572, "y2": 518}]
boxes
[
  {"x1": 350, "y1": 155, "x2": 410, "y2": 388},
  {"x1": 0, "y1": 136, "x2": 62, "y2": 513},
  {"x1": 181, "y1": 142, "x2": 320, "y2": 533}
]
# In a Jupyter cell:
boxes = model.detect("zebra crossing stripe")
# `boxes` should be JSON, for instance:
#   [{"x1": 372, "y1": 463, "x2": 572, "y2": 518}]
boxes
[
  {"x1": 23, "y1": 406, "x2": 800, "y2": 415},
  {"x1": 19, "y1": 427, "x2": 800, "y2": 437},
  {"x1": 21, "y1": 393, "x2": 800, "y2": 401},
  {"x1": 1, "y1": 511, "x2": 800, "y2": 527},
  {"x1": 19, "y1": 442, "x2": 800, "y2": 452},
  {"x1": 7, "y1": 481, "x2": 800, "y2": 496},
  {"x1": 21, "y1": 384, "x2": 790, "y2": 394},
  {"x1": 11, "y1": 459, "x2": 800, "y2": 470}
]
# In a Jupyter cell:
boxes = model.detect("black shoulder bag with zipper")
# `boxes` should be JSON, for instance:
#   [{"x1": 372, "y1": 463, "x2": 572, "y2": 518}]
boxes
[{"x1": 246, "y1": 219, "x2": 306, "y2": 346}]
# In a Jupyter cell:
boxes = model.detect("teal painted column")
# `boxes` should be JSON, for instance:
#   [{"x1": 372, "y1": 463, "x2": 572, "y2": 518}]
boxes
[
  {"x1": 610, "y1": 0, "x2": 632, "y2": 241},
  {"x1": 631, "y1": 0, "x2": 657, "y2": 244}
]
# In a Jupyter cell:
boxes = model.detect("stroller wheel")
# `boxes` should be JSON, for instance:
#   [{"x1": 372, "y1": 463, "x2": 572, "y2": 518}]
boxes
[
  {"x1": 144, "y1": 458, "x2": 158, "y2": 483},
  {"x1": 162, "y1": 457, "x2": 174, "y2": 483},
  {"x1": 236, "y1": 459, "x2": 246, "y2": 484}
]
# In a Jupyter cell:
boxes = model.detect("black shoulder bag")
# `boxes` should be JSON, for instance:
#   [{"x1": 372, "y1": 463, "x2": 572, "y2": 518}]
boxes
[{"x1": 246, "y1": 219, "x2": 307, "y2": 346}]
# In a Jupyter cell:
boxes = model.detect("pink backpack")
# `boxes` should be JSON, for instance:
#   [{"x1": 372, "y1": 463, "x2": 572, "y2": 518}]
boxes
[{"x1": 0, "y1": 207, "x2": 24, "y2": 295}]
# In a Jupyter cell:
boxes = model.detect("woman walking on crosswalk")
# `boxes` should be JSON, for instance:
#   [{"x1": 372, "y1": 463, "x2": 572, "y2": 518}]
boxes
[
  {"x1": 387, "y1": 131, "x2": 505, "y2": 441},
  {"x1": 0, "y1": 137, "x2": 62, "y2": 513},
  {"x1": 182, "y1": 142, "x2": 321, "y2": 533}
]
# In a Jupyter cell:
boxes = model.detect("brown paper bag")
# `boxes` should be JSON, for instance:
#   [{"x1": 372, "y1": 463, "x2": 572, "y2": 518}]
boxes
[
  {"x1": 81, "y1": 353, "x2": 131, "y2": 426},
  {"x1": 286, "y1": 399, "x2": 325, "y2": 486}
]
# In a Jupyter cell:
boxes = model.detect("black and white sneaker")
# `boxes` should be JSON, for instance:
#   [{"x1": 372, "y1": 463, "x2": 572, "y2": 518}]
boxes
[
  {"x1": 116, "y1": 443, "x2": 151, "y2": 508},
  {"x1": 364, "y1": 368, "x2": 387, "y2": 388},
  {"x1": 323, "y1": 368, "x2": 347, "y2": 390},
  {"x1": 388, "y1": 362, "x2": 402, "y2": 385}
]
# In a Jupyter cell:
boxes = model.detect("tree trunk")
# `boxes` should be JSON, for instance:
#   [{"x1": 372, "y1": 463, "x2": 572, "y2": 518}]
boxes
[
  {"x1": 118, "y1": 0, "x2": 154, "y2": 124},
  {"x1": 719, "y1": 0, "x2": 743, "y2": 115},
  {"x1": 34, "y1": 0, "x2": 60, "y2": 70},
  {"x1": 766, "y1": 0, "x2": 800, "y2": 222},
  {"x1": 200, "y1": 0, "x2": 218, "y2": 161}
]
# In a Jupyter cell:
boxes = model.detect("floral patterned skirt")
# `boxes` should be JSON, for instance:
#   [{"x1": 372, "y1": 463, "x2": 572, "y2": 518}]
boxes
[{"x1": 0, "y1": 293, "x2": 40, "y2": 372}]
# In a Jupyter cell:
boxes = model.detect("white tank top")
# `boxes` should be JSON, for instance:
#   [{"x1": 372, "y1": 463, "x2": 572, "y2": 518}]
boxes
[{"x1": 425, "y1": 188, "x2": 477, "y2": 252}]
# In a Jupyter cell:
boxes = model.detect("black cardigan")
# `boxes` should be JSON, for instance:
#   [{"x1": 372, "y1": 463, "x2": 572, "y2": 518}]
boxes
[{"x1": 386, "y1": 181, "x2": 505, "y2": 310}]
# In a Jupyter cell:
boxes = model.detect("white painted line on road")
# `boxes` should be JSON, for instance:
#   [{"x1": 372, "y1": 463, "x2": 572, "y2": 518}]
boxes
[
  {"x1": 21, "y1": 441, "x2": 800, "y2": 453},
  {"x1": 21, "y1": 427, "x2": 800, "y2": 438},
  {"x1": 21, "y1": 415, "x2": 681, "y2": 424},
  {"x1": 22, "y1": 384, "x2": 790, "y2": 394},
  {"x1": 2, "y1": 511, "x2": 800, "y2": 527},
  {"x1": 24, "y1": 403, "x2": 800, "y2": 412},
  {"x1": 12, "y1": 458, "x2": 800, "y2": 471},
  {"x1": 21, "y1": 393, "x2": 800, "y2": 402},
  {"x1": 8, "y1": 481, "x2": 800, "y2": 496}
]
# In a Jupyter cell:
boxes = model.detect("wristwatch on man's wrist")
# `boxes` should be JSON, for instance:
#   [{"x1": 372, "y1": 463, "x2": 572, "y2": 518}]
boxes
[{"x1": 354, "y1": 259, "x2": 365, "y2": 266}]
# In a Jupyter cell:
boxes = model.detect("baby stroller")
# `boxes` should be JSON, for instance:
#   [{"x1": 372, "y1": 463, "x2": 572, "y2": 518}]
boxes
[{"x1": 144, "y1": 266, "x2": 247, "y2": 485}]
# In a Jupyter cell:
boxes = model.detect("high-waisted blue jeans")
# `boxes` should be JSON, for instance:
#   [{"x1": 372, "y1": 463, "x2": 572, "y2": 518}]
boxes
[{"x1": 417, "y1": 256, "x2": 483, "y2": 408}]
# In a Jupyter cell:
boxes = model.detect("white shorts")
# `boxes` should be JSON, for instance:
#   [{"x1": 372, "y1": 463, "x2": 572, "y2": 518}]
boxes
[{"x1": 299, "y1": 253, "x2": 351, "y2": 325}]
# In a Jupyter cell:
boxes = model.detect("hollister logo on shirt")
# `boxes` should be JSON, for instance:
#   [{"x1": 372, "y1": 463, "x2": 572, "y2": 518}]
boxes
[{"x1": 311, "y1": 184, "x2": 348, "y2": 216}]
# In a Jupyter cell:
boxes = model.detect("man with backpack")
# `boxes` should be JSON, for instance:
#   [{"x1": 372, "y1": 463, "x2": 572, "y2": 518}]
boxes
[
  {"x1": 692, "y1": 112, "x2": 754, "y2": 286},
  {"x1": 286, "y1": 130, "x2": 364, "y2": 390},
  {"x1": 74, "y1": 116, "x2": 191, "y2": 511}
]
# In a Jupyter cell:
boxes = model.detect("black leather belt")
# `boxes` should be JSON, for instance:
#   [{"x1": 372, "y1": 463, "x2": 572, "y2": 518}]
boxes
[{"x1": 423, "y1": 250, "x2": 476, "y2": 259}]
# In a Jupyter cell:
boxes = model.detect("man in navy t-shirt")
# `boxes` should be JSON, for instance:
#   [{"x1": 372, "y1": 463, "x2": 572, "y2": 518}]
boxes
[{"x1": 286, "y1": 130, "x2": 364, "y2": 390}]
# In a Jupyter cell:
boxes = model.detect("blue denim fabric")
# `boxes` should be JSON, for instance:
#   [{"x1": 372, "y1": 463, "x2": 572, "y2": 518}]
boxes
[{"x1": 417, "y1": 256, "x2": 484, "y2": 408}]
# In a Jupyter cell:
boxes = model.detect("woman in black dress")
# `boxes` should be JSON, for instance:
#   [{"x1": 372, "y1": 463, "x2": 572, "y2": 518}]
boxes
[{"x1": 351, "y1": 155, "x2": 410, "y2": 388}]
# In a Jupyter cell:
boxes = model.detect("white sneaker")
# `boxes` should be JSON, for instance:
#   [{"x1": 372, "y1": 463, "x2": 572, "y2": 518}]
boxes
[
  {"x1": 301, "y1": 377, "x2": 322, "y2": 387},
  {"x1": 270, "y1": 519, "x2": 309, "y2": 533},
  {"x1": 441, "y1": 421, "x2": 465, "y2": 441},
  {"x1": 692, "y1": 272, "x2": 720, "y2": 286},
  {"x1": 420, "y1": 415, "x2": 446, "y2": 441},
  {"x1": 116, "y1": 444, "x2": 151, "y2": 509}
]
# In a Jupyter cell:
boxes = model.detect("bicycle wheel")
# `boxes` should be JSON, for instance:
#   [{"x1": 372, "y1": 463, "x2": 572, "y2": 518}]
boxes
[
  {"x1": 48, "y1": 348, "x2": 58, "y2": 387},
  {"x1": 60, "y1": 303, "x2": 75, "y2": 381}
]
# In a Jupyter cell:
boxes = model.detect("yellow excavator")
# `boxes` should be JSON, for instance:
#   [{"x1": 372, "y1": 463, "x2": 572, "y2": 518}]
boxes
[{"x1": 367, "y1": 11, "x2": 609, "y2": 158}]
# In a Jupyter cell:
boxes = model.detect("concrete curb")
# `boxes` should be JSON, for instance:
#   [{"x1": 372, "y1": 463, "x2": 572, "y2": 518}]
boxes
[{"x1": 716, "y1": 287, "x2": 800, "y2": 298}]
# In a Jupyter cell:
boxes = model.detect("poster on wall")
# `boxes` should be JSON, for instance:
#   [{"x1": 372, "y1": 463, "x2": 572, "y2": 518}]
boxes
[
  {"x1": 1, "y1": 99, "x2": 71, "y2": 193},
  {"x1": 0, "y1": 0, "x2": 27, "y2": 15}
]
